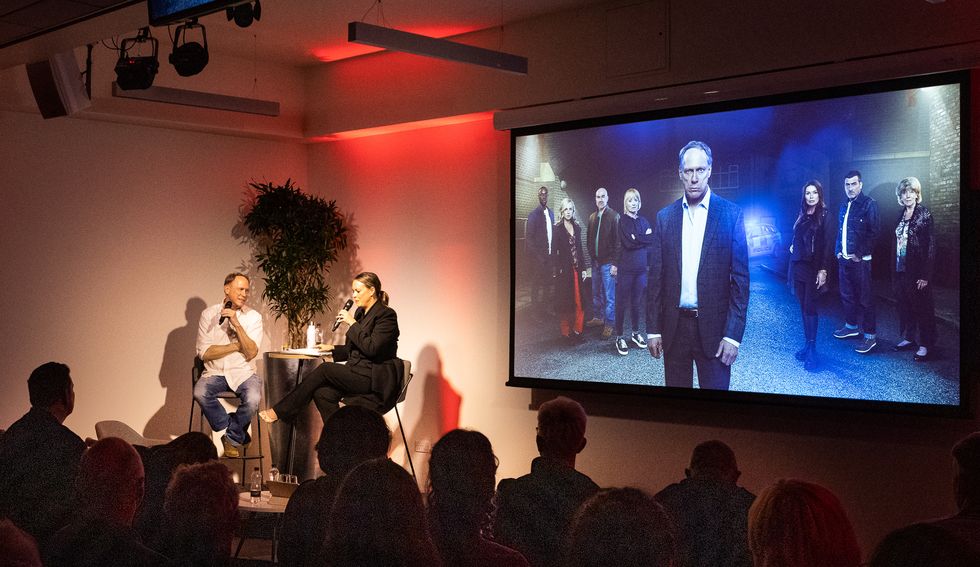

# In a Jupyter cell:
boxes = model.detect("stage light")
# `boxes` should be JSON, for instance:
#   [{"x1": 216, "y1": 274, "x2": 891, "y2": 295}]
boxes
[
  {"x1": 114, "y1": 27, "x2": 159, "y2": 90},
  {"x1": 227, "y1": 0, "x2": 261, "y2": 28},
  {"x1": 169, "y1": 21, "x2": 209, "y2": 77}
]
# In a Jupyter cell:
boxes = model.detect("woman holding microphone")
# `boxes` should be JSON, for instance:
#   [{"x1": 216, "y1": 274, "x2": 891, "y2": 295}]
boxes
[{"x1": 259, "y1": 271, "x2": 401, "y2": 424}]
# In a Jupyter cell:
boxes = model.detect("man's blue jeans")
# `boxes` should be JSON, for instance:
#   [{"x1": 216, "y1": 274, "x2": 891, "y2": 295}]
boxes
[
  {"x1": 592, "y1": 263, "x2": 616, "y2": 325},
  {"x1": 193, "y1": 373, "x2": 262, "y2": 446},
  {"x1": 838, "y1": 257, "x2": 876, "y2": 335}
]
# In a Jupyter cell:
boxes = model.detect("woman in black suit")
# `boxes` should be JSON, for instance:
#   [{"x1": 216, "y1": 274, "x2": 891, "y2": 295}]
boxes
[
  {"x1": 260, "y1": 271, "x2": 400, "y2": 424},
  {"x1": 788, "y1": 180, "x2": 833, "y2": 372},
  {"x1": 892, "y1": 177, "x2": 936, "y2": 361}
]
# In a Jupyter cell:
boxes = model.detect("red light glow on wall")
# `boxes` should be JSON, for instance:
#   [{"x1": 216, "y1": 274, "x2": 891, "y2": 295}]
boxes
[
  {"x1": 311, "y1": 24, "x2": 485, "y2": 63},
  {"x1": 310, "y1": 111, "x2": 493, "y2": 142}
]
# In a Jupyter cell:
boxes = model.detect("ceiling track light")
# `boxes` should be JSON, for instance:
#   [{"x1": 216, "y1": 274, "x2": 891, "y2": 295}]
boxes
[
  {"x1": 170, "y1": 20, "x2": 209, "y2": 77},
  {"x1": 115, "y1": 27, "x2": 159, "y2": 90},
  {"x1": 348, "y1": 21, "x2": 528, "y2": 75},
  {"x1": 227, "y1": 0, "x2": 261, "y2": 28}
]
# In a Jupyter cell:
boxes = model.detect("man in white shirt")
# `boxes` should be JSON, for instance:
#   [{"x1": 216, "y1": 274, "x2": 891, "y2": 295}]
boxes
[
  {"x1": 646, "y1": 141, "x2": 749, "y2": 390},
  {"x1": 194, "y1": 272, "x2": 263, "y2": 457}
]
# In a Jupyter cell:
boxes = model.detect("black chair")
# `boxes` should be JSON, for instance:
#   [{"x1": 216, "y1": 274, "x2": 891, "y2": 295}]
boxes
[
  {"x1": 190, "y1": 356, "x2": 264, "y2": 483},
  {"x1": 392, "y1": 359, "x2": 416, "y2": 482},
  {"x1": 343, "y1": 358, "x2": 416, "y2": 481}
]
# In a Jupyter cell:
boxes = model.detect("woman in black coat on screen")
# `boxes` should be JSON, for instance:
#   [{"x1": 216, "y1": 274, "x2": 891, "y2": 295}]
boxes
[{"x1": 788, "y1": 180, "x2": 834, "y2": 371}]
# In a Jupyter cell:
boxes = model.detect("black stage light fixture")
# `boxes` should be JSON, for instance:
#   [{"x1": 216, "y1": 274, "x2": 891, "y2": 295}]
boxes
[
  {"x1": 170, "y1": 21, "x2": 209, "y2": 77},
  {"x1": 227, "y1": 0, "x2": 261, "y2": 28},
  {"x1": 115, "y1": 27, "x2": 159, "y2": 90}
]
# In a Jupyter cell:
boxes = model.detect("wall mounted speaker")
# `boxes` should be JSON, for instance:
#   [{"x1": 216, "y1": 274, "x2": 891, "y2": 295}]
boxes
[{"x1": 26, "y1": 51, "x2": 91, "y2": 119}]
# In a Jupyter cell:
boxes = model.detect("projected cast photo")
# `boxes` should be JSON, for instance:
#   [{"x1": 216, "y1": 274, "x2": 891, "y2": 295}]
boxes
[{"x1": 511, "y1": 78, "x2": 962, "y2": 408}]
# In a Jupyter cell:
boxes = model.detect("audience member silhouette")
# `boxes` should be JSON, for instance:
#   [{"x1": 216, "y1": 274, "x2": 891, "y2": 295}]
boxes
[
  {"x1": 494, "y1": 396, "x2": 599, "y2": 567},
  {"x1": 279, "y1": 405, "x2": 392, "y2": 567},
  {"x1": 44, "y1": 437, "x2": 173, "y2": 567},
  {"x1": 0, "y1": 517, "x2": 42, "y2": 567},
  {"x1": 0, "y1": 362, "x2": 86, "y2": 549},
  {"x1": 158, "y1": 461, "x2": 239, "y2": 567},
  {"x1": 323, "y1": 458, "x2": 440, "y2": 567},
  {"x1": 748, "y1": 479, "x2": 861, "y2": 567},
  {"x1": 867, "y1": 522, "x2": 980, "y2": 567},
  {"x1": 134, "y1": 431, "x2": 217, "y2": 548},
  {"x1": 925, "y1": 431, "x2": 980, "y2": 554},
  {"x1": 428, "y1": 429, "x2": 529, "y2": 566},
  {"x1": 655, "y1": 440, "x2": 755, "y2": 567},
  {"x1": 565, "y1": 487, "x2": 675, "y2": 567}
]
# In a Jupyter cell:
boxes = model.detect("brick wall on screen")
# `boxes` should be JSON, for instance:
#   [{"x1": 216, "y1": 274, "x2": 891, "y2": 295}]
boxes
[
  {"x1": 514, "y1": 136, "x2": 588, "y2": 268},
  {"x1": 928, "y1": 87, "x2": 960, "y2": 288}
]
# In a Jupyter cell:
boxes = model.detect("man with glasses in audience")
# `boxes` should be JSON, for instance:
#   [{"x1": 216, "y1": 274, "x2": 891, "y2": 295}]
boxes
[{"x1": 646, "y1": 141, "x2": 749, "y2": 390}]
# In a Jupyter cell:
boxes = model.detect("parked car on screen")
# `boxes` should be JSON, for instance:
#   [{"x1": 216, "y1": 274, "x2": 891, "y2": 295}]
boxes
[{"x1": 746, "y1": 222, "x2": 782, "y2": 257}]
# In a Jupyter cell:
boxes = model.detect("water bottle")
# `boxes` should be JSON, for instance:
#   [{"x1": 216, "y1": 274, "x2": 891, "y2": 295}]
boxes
[
  {"x1": 306, "y1": 322, "x2": 316, "y2": 349},
  {"x1": 268, "y1": 465, "x2": 279, "y2": 483},
  {"x1": 315, "y1": 323, "x2": 323, "y2": 345},
  {"x1": 249, "y1": 467, "x2": 262, "y2": 503}
]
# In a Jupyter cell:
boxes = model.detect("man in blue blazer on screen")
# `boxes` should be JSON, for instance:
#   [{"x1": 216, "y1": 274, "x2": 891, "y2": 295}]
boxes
[{"x1": 646, "y1": 141, "x2": 749, "y2": 390}]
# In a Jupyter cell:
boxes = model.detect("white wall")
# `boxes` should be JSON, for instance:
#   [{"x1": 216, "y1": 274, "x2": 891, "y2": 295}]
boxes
[{"x1": 0, "y1": 109, "x2": 307, "y2": 439}]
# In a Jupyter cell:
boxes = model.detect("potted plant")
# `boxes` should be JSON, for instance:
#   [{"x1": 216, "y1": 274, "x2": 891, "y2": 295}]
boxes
[{"x1": 241, "y1": 179, "x2": 348, "y2": 348}]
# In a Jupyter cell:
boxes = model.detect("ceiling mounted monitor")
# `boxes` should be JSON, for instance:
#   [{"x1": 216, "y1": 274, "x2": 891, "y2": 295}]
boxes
[{"x1": 148, "y1": 0, "x2": 250, "y2": 27}]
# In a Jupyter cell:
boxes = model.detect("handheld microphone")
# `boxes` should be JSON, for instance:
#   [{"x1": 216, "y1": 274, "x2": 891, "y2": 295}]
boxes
[
  {"x1": 218, "y1": 300, "x2": 233, "y2": 324},
  {"x1": 332, "y1": 299, "x2": 354, "y2": 331}
]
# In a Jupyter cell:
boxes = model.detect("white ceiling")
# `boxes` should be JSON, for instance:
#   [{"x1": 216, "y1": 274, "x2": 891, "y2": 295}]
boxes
[{"x1": 1, "y1": 0, "x2": 600, "y2": 69}]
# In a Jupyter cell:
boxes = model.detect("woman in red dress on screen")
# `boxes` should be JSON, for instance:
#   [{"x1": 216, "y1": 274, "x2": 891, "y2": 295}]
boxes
[
  {"x1": 259, "y1": 271, "x2": 400, "y2": 424},
  {"x1": 553, "y1": 197, "x2": 586, "y2": 343}
]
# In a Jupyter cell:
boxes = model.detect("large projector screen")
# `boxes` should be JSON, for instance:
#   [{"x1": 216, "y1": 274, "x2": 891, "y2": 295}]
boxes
[{"x1": 508, "y1": 72, "x2": 969, "y2": 415}]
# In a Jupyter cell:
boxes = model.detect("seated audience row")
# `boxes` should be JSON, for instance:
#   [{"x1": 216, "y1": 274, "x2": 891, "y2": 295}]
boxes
[{"x1": 2, "y1": 362, "x2": 978, "y2": 567}]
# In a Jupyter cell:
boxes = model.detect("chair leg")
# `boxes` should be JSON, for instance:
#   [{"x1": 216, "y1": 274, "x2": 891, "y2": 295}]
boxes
[
  {"x1": 188, "y1": 397, "x2": 195, "y2": 433},
  {"x1": 395, "y1": 404, "x2": 416, "y2": 483},
  {"x1": 256, "y1": 413, "x2": 264, "y2": 477}
]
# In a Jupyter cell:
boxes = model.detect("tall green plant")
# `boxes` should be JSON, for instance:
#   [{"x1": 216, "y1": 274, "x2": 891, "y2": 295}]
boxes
[{"x1": 242, "y1": 179, "x2": 348, "y2": 348}]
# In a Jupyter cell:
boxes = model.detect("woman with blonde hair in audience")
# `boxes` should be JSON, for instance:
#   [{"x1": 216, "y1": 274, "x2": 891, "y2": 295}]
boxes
[{"x1": 748, "y1": 479, "x2": 861, "y2": 567}]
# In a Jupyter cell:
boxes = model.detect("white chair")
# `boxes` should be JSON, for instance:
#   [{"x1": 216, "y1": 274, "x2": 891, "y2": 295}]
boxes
[{"x1": 94, "y1": 420, "x2": 169, "y2": 447}]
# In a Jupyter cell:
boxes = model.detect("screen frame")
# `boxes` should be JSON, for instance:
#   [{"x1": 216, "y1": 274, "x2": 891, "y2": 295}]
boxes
[{"x1": 507, "y1": 70, "x2": 973, "y2": 419}]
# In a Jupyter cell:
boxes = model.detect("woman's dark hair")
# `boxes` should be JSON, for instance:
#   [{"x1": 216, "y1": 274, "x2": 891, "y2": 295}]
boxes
[
  {"x1": 566, "y1": 488, "x2": 675, "y2": 567},
  {"x1": 427, "y1": 429, "x2": 498, "y2": 551},
  {"x1": 161, "y1": 461, "x2": 239, "y2": 566},
  {"x1": 325, "y1": 458, "x2": 438, "y2": 567},
  {"x1": 355, "y1": 271, "x2": 389, "y2": 306},
  {"x1": 868, "y1": 522, "x2": 980, "y2": 567},
  {"x1": 793, "y1": 180, "x2": 827, "y2": 231}
]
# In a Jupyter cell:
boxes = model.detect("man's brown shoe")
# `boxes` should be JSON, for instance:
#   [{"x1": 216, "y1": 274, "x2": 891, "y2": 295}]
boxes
[
  {"x1": 585, "y1": 318, "x2": 604, "y2": 328},
  {"x1": 601, "y1": 325, "x2": 613, "y2": 339},
  {"x1": 221, "y1": 435, "x2": 240, "y2": 458}
]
